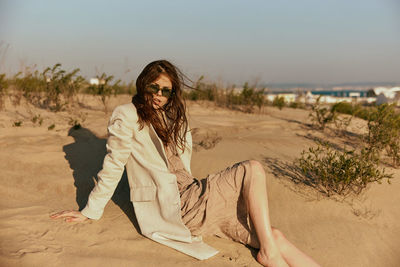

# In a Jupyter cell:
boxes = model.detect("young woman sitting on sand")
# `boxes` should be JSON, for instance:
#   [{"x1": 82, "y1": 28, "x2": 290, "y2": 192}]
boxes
[{"x1": 51, "y1": 60, "x2": 319, "y2": 267}]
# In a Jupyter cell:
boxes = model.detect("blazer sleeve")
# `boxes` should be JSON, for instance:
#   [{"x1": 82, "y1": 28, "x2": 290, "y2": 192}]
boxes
[{"x1": 81, "y1": 106, "x2": 134, "y2": 220}]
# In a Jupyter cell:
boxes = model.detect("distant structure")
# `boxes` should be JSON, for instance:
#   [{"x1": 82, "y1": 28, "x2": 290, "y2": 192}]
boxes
[
  {"x1": 265, "y1": 93, "x2": 297, "y2": 103},
  {"x1": 374, "y1": 87, "x2": 400, "y2": 105},
  {"x1": 90, "y1": 78, "x2": 99, "y2": 85},
  {"x1": 264, "y1": 89, "x2": 373, "y2": 104},
  {"x1": 89, "y1": 78, "x2": 106, "y2": 85},
  {"x1": 231, "y1": 84, "x2": 400, "y2": 106},
  {"x1": 232, "y1": 87, "x2": 243, "y2": 94},
  {"x1": 311, "y1": 90, "x2": 368, "y2": 98},
  {"x1": 264, "y1": 87, "x2": 400, "y2": 106}
]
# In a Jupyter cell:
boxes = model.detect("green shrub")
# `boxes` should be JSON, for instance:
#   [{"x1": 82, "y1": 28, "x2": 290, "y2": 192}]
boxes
[
  {"x1": 11, "y1": 64, "x2": 84, "y2": 110},
  {"x1": 331, "y1": 101, "x2": 353, "y2": 115},
  {"x1": 31, "y1": 114, "x2": 43, "y2": 126},
  {"x1": 309, "y1": 97, "x2": 337, "y2": 130},
  {"x1": 184, "y1": 78, "x2": 265, "y2": 113},
  {"x1": 329, "y1": 102, "x2": 354, "y2": 135},
  {"x1": 42, "y1": 63, "x2": 84, "y2": 111},
  {"x1": 289, "y1": 101, "x2": 304, "y2": 109},
  {"x1": 12, "y1": 69, "x2": 45, "y2": 106},
  {"x1": 297, "y1": 103, "x2": 399, "y2": 196},
  {"x1": 0, "y1": 73, "x2": 8, "y2": 110},
  {"x1": 365, "y1": 104, "x2": 400, "y2": 166},
  {"x1": 272, "y1": 96, "x2": 285, "y2": 110},
  {"x1": 225, "y1": 82, "x2": 265, "y2": 112},
  {"x1": 296, "y1": 143, "x2": 392, "y2": 196},
  {"x1": 184, "y1": 76, "x2": 218, "y2": 101},
  {"x1": 13, "y1": 120, "x2": 22, "y2": 127},
  {"x1": 87, "y1": 73, "x2": 120, "y2": 112},
  {"x1": 331, "y1": 102, "x2": 375, "y2": 121},
  {"x1": 333, "y1": 115, "x2": 353, "y2": 135},
  {"x1": 113, "y1": 81, "x2": 136, "y2": 95},
  {"x1": 48, "y1": 124, "x2": 55, "y2": 130},
  {"x1": 354, "y1": 105, "x2": 374, "y2": 121}
]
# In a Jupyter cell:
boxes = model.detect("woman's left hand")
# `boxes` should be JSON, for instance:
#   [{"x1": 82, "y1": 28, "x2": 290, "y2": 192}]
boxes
[{"x1": 50, "y1": 210, "x2": 89, "y2": 223}]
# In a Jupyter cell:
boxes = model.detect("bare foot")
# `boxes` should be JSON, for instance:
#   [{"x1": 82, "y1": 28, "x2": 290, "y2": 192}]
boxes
[{"x1": 257, "y1": 249, "x2": 289, "y2": 267}]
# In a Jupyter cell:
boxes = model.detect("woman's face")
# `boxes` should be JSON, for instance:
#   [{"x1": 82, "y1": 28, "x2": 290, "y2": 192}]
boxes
[{"x1": 149, "y1": 74, "x2": 172, "y2": 110}]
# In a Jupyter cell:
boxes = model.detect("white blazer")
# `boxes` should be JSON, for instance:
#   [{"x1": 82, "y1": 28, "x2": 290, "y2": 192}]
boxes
[{"x1": 81, "y1": 103, "x2": 218, "y2": 260}]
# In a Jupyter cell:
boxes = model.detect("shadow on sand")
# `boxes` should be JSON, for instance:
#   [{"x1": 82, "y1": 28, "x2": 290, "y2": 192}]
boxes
[{"x1": 63, "y1": 126, "x2": 140, "y2": 232}]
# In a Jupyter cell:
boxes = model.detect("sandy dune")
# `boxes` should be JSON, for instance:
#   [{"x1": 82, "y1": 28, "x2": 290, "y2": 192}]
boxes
[{"x1": 0, "y1": 95, "x2": 399, "y2": 266}]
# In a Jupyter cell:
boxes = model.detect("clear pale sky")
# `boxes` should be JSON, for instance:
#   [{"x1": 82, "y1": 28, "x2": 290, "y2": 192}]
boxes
[{"x1": 1, "y1": 0, "x2": 399, "y2": 85}]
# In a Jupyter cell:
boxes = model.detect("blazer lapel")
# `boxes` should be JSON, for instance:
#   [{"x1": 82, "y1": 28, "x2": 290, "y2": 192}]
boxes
[
  {"x1": 148, "y1": 113, "x2": 191, "y2": 174},
  {"x1": 148, "y1": 123, "x2": 169, "y2": 168}
]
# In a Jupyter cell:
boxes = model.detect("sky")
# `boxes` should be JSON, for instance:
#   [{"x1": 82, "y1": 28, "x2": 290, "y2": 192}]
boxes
[{"x1": 0, "y1": 0, "x2": 399, "y2": 85}]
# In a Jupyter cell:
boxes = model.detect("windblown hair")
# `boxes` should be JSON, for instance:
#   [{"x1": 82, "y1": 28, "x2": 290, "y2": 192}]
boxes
[{"x1": 132, "y1": 60, "x2": 189, "y2": 152}]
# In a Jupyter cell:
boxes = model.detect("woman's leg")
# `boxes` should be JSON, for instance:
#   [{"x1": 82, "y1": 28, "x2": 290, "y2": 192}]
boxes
[
  {"x1": 243, "y1": 160, "x2": 288, "y2": 267},
  {"x1": 271, "y1": 228, "x2": 320, "y2": 267},
  {"x1": 244, "y1": 160, "x2": 319, "y2": 267}
]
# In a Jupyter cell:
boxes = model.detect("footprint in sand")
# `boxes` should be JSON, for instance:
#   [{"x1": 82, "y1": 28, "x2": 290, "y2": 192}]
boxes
[{"x1": 12, "y1": 244, "x2": 62, "y2": 257}]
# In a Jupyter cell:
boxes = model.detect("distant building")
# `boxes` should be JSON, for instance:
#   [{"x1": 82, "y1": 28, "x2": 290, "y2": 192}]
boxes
[
  {"x1": 265, "y1": 93, "x2": 296, "y2": 103},
  {"x1": 90, "y1": 78, "x2": 106, "y2": 86},
  {"x1": 232, "y1": 87, "x2": 243, "y2": 95},
  {"x1": 90, "y1": 78, "x2": 99, "y2": 85},
  {"x1": 374, "y1": 87, "x2": 400, "y2": 105},
  {"x1": 311, "y1": 90, "x2": 368, "y2": 98},
  {"x1": 265, "y1": 89, "x2": 374, "y2": 104}
]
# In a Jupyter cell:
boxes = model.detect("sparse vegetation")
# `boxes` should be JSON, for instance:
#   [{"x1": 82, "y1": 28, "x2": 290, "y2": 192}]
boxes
[
  {"x1": 87, "y1": 73, "x2": 121, "y2": 112},
  {"x1": 2, "y1": 61, "x2": 399, "y2": 199},
  {"x1": 222, "y1": 82, "x2": 265, "y2": 112},
  {"x1": 298, "y1": 102, "x2": 399, "y2": 196},
  {"x1": 13, "y1": 120, "x2": 22, "y2": 127},
  {"x1": 31, "y1": 114, "x2": 44, "y2": 126},
  {"x1": 330, "y1": 102, "x2": 355, "y2": 135},
  {"x1": 364, "y1": 104, "x2": 400, "y2": 167},
  {"x1": 288, "y1": 101, "x2": 304, "y2": 109},
  {"x1": 12, "y1": 68, "x2": 44, "y2": 107},
  {"x1": 330, "y1": 101, "x2": 354, "y2": 115},
  {"x1": 272, "y1": 96, "x2": 285, "y2": 110},
  {"x1": 5, "y1": 65, "x2": 292, "y2": 115},
  {"x1": 193, "y1": 133, "x2": 222, "y2": 151},
  {"x1": 184, "y1": 76, "x2": 219, "y2": 103},
  {"x1": 11, "y1": 63, "x2": 85, "y2": 111},
  {"x1": 309, "y1": 96, "x2": 337, "y2": 130},
  {"x1": 6, "y1": 63, "x2": 139, "y2": 113},
  {"x1": 184, "y1": 77, "x2": 265, "y2": 113},
  {"x1": 42, "y1": 63, "x2": 85, "y2": 111},
  {"x1": 330, "y1": 101, "x2": 375, "y2": 121},
  {"x1": 0, "y1": 73, "x2": 8, "y2": 110},
  {"x1": 332, "y1": 114, "x2": 353, "y2": 136},
  {"x1": 68, "y1": 112, "x2": 87, "y2": 130},
  {"x1": 296, "y1": 143, "x2": 392, "y2": 196}
]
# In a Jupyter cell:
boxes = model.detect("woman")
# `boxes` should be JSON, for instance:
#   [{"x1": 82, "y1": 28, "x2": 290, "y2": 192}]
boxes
[{"x1": 51, "y1": 60, "x2": 319, "y2": 267}]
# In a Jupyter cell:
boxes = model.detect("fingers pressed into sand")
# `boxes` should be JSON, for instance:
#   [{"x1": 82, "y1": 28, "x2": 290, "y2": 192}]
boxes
[{"x1": 50, "y1": 210, "x2": 75, "y2": 219}]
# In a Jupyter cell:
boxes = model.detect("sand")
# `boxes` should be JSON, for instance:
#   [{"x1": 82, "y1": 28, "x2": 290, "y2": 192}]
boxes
[{"x1": 0, "y1": 95, "x2": 399, "y2": 266}]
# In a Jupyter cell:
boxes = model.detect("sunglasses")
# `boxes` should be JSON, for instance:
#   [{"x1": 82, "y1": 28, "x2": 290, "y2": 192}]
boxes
[{"x1": 146, "y1": 84, "x2": 173, "y2": 98}]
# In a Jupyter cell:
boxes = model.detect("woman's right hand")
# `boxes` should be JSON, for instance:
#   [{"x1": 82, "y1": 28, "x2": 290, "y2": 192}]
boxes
[{"x1": 50, "y1": 210, "x2": 89, "y2": 223}]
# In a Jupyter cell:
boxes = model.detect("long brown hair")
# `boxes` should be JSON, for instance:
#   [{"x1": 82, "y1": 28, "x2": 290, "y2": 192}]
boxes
[{"x1": 132, "y1": 60, "x2": 189, "y2": 152}]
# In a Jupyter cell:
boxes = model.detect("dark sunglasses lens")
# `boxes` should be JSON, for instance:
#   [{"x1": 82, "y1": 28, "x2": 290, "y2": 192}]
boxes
[
  {"x1": 162, "y1": 88, "x2": 172, "y2": 97},
  {"x1": 148, "y1": 84, "x2": 159, "y2": 93}
]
